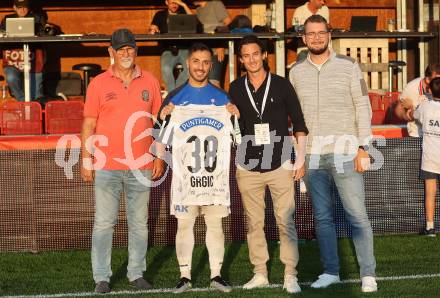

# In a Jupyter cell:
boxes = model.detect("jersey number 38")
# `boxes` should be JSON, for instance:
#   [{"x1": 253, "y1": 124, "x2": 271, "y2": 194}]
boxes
[{"x1": 186, "y1": 135, "x2": 218, "y2": 173}]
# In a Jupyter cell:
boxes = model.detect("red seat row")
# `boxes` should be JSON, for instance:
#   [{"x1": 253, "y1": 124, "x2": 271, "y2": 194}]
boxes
[
  {"x1": 0, "y1": 100, "x2": 84, "y2": 135},
  {"x1": 369, "y1": 92, "x2": 406, "y2": 125},
  {"x1": 0, "y1": 94, "x2": 404, "y2": 135}
]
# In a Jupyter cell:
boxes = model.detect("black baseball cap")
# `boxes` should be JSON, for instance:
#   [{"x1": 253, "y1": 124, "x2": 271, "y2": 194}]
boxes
[
  {"x1": 14, "y1": 0, "x2": 30, "y2": 8},
  {"x1": 111, "y1": 28, "x2": 136, "y2": 50}
]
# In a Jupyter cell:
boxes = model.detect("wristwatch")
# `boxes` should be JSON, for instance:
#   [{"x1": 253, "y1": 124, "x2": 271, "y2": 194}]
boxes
[{"x1": 359, "y1": 145, "x2": 369, "y2": 152}]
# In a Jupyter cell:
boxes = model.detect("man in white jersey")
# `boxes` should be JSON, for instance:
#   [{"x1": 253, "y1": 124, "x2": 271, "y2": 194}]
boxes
[
  {"x1": 158, "y1": 42, "x2": 238, "y2": 293},
  {"x1": 162, "y1": 105, "x2": 233, "y2": 209},
  {"x1": 413, "y1": 77, "x2": 440, "y2": 237},
  {"x1": 395, "y1": 64, "x2": 440, "y2": 137}
]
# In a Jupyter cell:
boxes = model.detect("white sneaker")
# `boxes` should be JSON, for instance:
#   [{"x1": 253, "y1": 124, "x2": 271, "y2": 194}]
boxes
[
  {"x1": 243, "y1": 273, "x2": 269, "y2": 289},
  {"x1": 283, "y1": 274, "x2": 301, "y2": 293},
  {"x1": 310, "y1": 273, "x2": 340, "y2": 288},
  {"x1": 361, "y1": 276, "x2": 377, "y2": 293}
]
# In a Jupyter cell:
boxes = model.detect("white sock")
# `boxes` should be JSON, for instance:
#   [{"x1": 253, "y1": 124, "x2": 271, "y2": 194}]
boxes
[
  {"x1": 176, "y1": 217, "x2": 195, "y2": 279},
  {"x1": 180, "y1": 270, "x2": 191, "y2": 280},
  {"x1": 210, "y1": 268, "x2": 221, "y2": 279},
  {"x1": 205, "y1": 216, "x2": 224, "y2": 279},
  {"x1": 426, "y1": 221, "x2": 434, "y2": 230}
]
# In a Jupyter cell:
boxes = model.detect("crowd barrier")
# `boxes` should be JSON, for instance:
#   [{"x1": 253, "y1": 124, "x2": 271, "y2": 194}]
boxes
[{"x1": 0, "y1": 137, "x2": 438, "y2": 252}]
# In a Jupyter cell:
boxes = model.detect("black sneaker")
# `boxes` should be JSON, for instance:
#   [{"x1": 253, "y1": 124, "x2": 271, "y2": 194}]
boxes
[
  {"x1": 210, "y1": 276, "x2": 232, "y2": 293},
  {"x1": 173, "y1": 277, "x2": 192, "y2": 294},
  {"x1": 421, "y1": 228, "x2": 436, "y2": 237}
]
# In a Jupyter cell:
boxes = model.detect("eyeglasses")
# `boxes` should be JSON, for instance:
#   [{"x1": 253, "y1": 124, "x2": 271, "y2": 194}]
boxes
[
  {"x1": 115, "y1": 47, "x2": 136, "y2": 56},
  {"x1": 304, "y1": 31, "x2": 329, "y2": 39}
]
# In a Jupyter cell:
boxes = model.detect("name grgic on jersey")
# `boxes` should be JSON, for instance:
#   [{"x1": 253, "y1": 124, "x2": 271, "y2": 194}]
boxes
[{"x1": 160, "y1": 105, "x2": 233, "y2": 209}]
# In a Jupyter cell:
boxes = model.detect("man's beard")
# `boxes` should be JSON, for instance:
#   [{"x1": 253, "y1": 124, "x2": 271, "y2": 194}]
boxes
[
  {"x1": 120, "y1": 58, "x2": 134, "y2": 69},
  {"x1": 309, "y1": 43, "x2": 328, "y2": 55},
  {"x1": 190, "y1": 70, "x2": 208, "y2": 82}
]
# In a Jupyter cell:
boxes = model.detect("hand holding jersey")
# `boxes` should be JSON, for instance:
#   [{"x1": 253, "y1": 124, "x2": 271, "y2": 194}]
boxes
[
  {"x1": 160, "y1": 105, "x2": 233, "y2": 209},
  {"x1": 226, "y1": 102, "x2": 240, "y2": 118},
  {"x1": 160, "y1": 102, "x2": 175, "y2": 120},
  {"x1": 157, "y1": 43, "x2": 233, "y2": 293}
]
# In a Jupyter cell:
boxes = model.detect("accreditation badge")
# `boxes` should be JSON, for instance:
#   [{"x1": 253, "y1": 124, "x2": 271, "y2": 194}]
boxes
[{"x1": 254, "y1": 123, "x2": 270, "y2": 145}]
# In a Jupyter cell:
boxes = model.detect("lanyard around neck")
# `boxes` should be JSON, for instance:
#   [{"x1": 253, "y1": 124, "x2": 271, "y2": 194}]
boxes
[{"x1": 245, "y1": 73, "x2": 271, "y2": 120}]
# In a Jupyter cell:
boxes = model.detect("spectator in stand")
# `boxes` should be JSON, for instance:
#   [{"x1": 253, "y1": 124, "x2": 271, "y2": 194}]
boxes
[
  {"x1": 0, "y1": 0, "x2": 47, "y2": 101},
  {"x1": 292, "y1": 0, "x2": 329, "y2": 26},
  {"x1": 193, "y1": 0, "x2": 231, "y2": 87},
  {"x1": 229, "y1": 15, "x2": 253, "y2": 34},
  {"x1": 412, "y1": 77, "x2": 440, "y2": 237},
  {"x1": 395, "y1": 64, "x2": 440, "y2": 137},
  {"x1": 292, "y1": 0, "x2": 330, "y2": 61},
  {"x1": 149, "y1": 0, "x2": 192, "y2": 92}
]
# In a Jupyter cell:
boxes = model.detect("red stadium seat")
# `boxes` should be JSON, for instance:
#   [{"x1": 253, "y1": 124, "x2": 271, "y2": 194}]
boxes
[
  {"x1": 383, "y1": 91, "x2": 406, "y2": 124},
  {"x1": 0, "y1": 101, "x2": 43, "y2": 135},
  {"x1": 45, "y1": 100, "x2": 84, "y2": 134},
  {"x1": 369, "y1": 93, "x2": 386, "y2": 125},
  {"x1": 371, "y1": 110, "x2": 387, "y2": 125},
  {"x1": 385, "y1": 91, "x2": 401, "y2": 103}
]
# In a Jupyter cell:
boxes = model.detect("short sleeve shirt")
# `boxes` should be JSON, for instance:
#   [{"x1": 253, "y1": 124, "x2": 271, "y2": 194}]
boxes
[
  {"x1": 292, "y1": 3, "x2": 329, "y2": 25},
  {"x1": 84, "y1": 67, "x2": 162, "y2": 170},
  {"x1": 414, "y1": 99, "x2": 440, "y2": 174}
]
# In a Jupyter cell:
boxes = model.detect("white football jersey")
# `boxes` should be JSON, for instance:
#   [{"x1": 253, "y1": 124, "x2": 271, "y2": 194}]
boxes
[
  {"x1": 414, "y1": 99, "x2": 440, "y2": 174},
  {"x1": 160, "y1": 105, "x2": 233, "y2": 208}
]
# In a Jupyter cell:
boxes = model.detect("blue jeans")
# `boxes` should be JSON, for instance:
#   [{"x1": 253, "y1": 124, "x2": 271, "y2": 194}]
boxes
[
  {"x1": 303, "y1": 154, "x2": 376, "y2": 277},
  {"x1": 92, "y1": 169, "x2": 152, "y2": 283},
  {"x1": 160, "y1": 49, "x2": 189, "y2": 92},
  {"x1": 3, "y1": 66, "x2": 43, "y2": 101}
]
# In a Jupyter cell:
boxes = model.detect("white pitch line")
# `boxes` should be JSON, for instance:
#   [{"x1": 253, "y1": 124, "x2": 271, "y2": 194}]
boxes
[{"x1": 2, "y1": 273, "x2": 440, "y2": 298}]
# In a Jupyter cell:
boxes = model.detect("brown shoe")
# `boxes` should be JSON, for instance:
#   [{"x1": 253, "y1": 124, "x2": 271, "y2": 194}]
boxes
[
  {"x1": 95, "y1": 281, "x2": 110, "y2": 293},
  {"x1": 129, "y1": 277, "x2": 152, "y2": 290}
]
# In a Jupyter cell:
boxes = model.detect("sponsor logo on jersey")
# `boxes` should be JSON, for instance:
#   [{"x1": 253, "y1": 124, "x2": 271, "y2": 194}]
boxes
[
  {"x1": 174, "y1": 205, "x2": 189, "y2": 213},
  {"x1": 179, "y1": 117, "x2": 224, "y2": 132}
]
